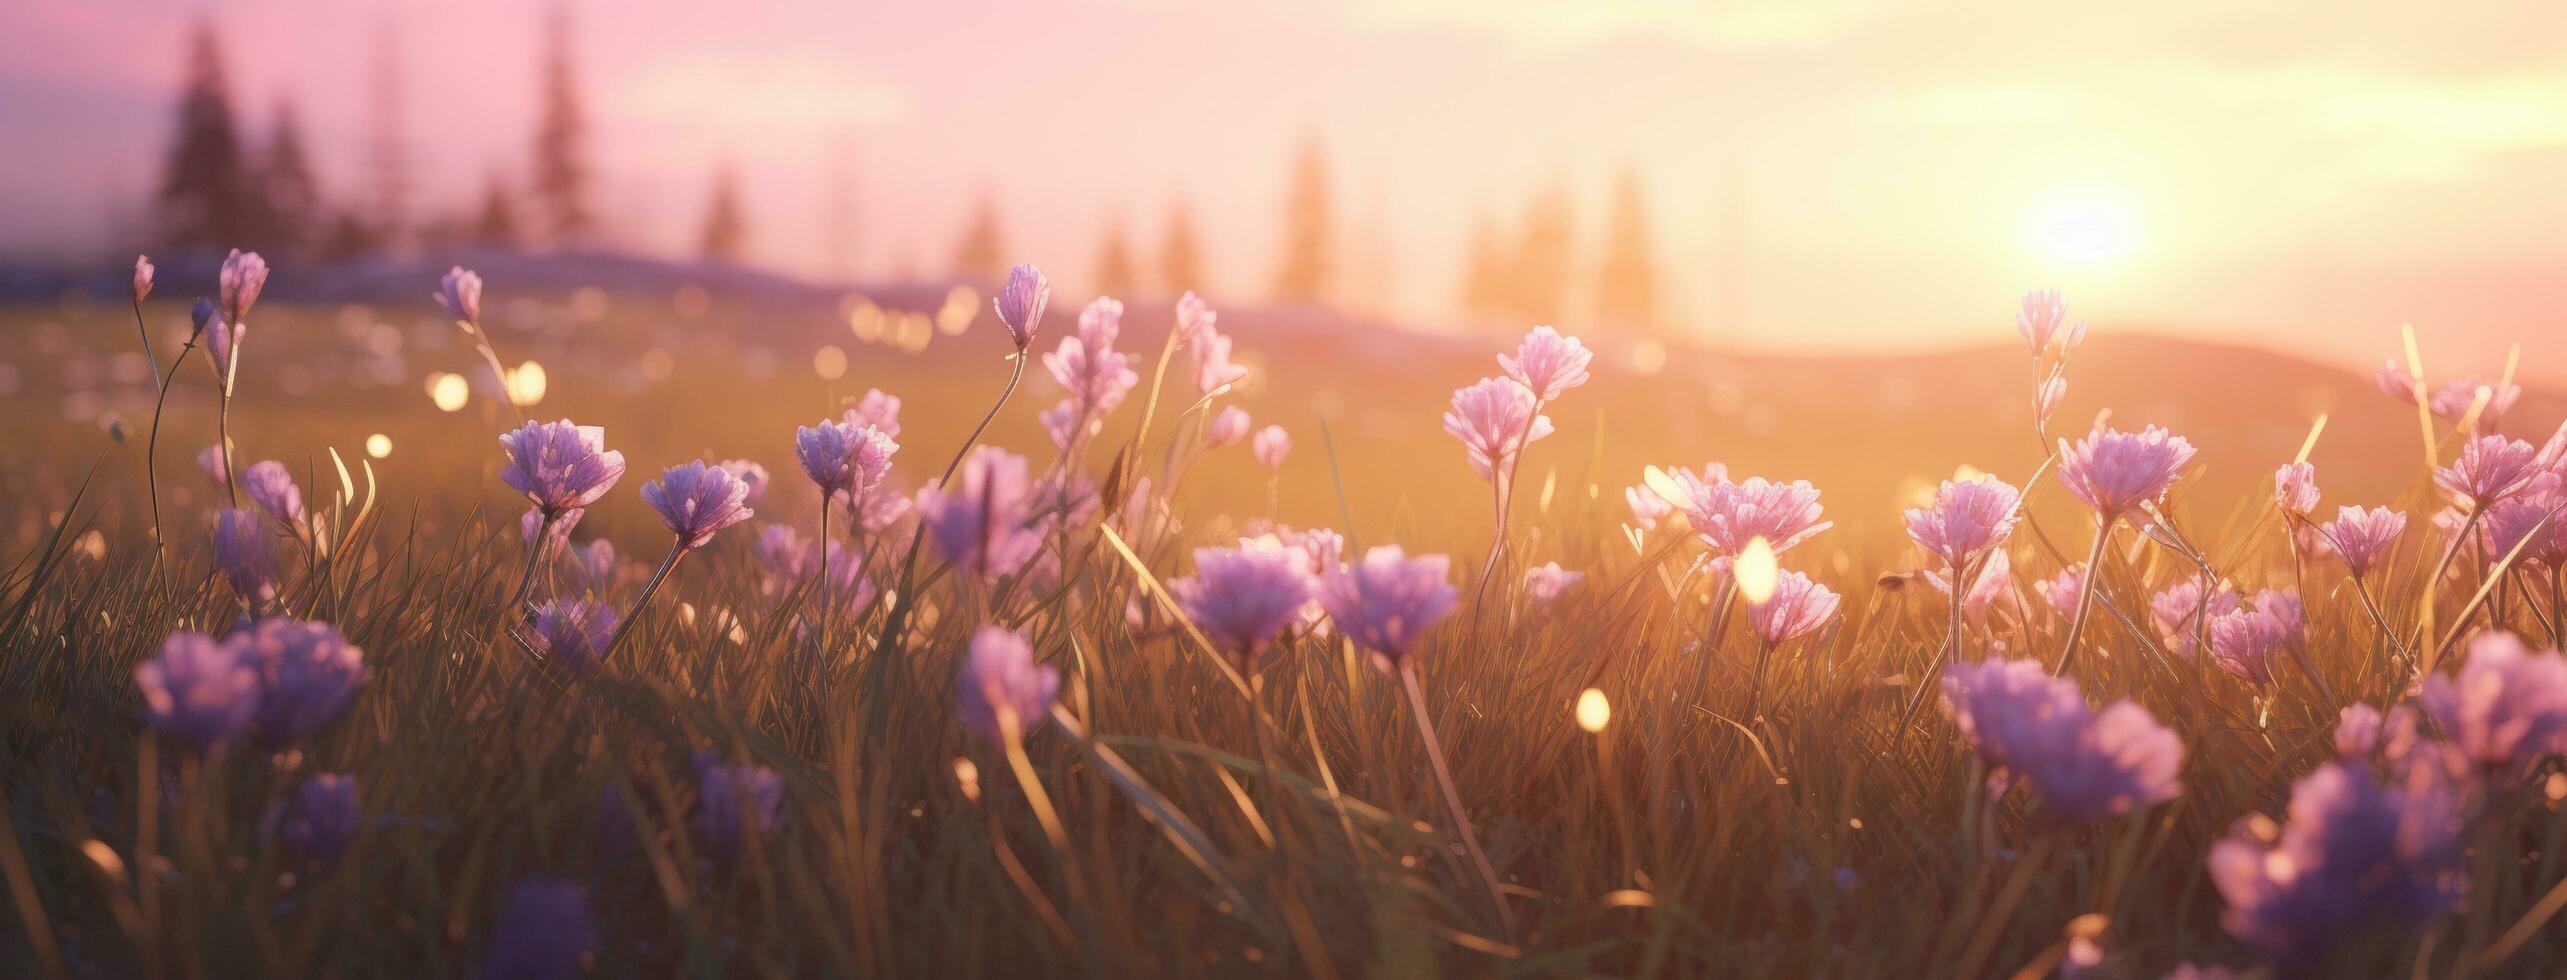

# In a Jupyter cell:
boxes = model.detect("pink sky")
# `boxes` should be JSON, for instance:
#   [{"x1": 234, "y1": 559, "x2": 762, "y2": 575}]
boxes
[{"x1": 6, "y1": 1, "x2": 2567, "y2": 379}]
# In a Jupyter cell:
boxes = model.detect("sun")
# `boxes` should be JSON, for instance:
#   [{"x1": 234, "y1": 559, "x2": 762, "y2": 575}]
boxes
[{"x1": 2025, "y1": 189, "x2": 2141, "y2": 270}]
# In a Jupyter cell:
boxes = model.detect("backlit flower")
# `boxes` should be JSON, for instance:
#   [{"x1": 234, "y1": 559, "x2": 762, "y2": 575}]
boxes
[
  {"x1": 2479, "y1": 475, "x2": 2567, "y2": 568},
  {"x1": 1749, "y1": 570, "x2": 1840, "y2": 644},
  {"x1": 642, "y1": 460, "x2": 755, "y2": 550},
  {"x1": 2434, "y1": 435, "x2": 2540, "y2": 508},
  {"x1": 916, "y1": 446, "x2": 1044, "y2": 581},
  {"x1": 213, "y1": 508, "x2": 279, "y2": 605},
  {"x1": 434, "y1": 266, "x2": 483, "y2": 323},
  {"x1": 2322, "y1": 506, "x2": 2407, "y2": 578},
  {"x1": 994, "y1": 263, "x2": 1048, "y2": 350},
  {"x1": 2057, "y1": 424, "x2": 2197, "y2": 518},
  {"x1": 1903, "y1": 475, "x2": 2022, "y2": 569},
  {"x1": 1170, "y1": 541, "x2": 1314, "y2": 660},
  {"x1": 219, "y1": 248, "x2": 268, "y2": 322},
  {"x1": 135, "y1": 631, "x2": 260, "y2": 749},
  {"x1": 533, "y1": 598, "x2": 618, "y2": 671},
  {"x1": 499, "y1": 420, "x2": 627, "y2": 515},
  {"x1": 1253, "y1": 425, "x2": 1292, "y2": 471},
  {"x1": 1939, "y1": 657, "x2": 2184, "y2": 824},
  {"x1": 1193, "y1": 325, "x2": 1248, "y2": 394},
  {"x1": 1206, "y1": 406, "x2": 1251, "y2": 448},
  {"x1": 196, "y1": 443, "x2": 229, "y2": 485},
  {"x1": 2274, "y1": 461, "x2": 2319, "y2": 515},
  {"x1": 956, "y1": 625, "x2": 1061, "y2": 743},
  {"x1": 240, "y1": 618, "x2": 368, "y2": 746},
  {"x1": 1672, "y1": 469, "x2": 1831, "y2": 558},
  {"x1": 840, "y1": 389, "x2": 902, "y2": 439},
  {"x1": 2208, "y1": 761, "x2": 2463, "y2": 969},
  {"x1": 2208, "y1": 589, "x2": 2303, "y2": 685},
  {"x1": 2017, "y1": 289, "x2": 2083, "y2": 355},
  {"x1": 2150, "y1": 581, "x2": 2241, "y2": 658},
  {"x1": 2418, "y1": 631, "x2": 2567, "y2": 775},
  {"x1": 1499, "y1": 325, "x2": 1593, "y2": 401},
  {"x1": 241, "y1": 460, "x2": 305, "y2": 529},
  {"x1": 1443, "y1": 377, "x2": 1552, "y2": 481},
  {"x1": 2035, "y1": 564, "x2": 2088, "y2": 619},
  {"x1": 1521, "y1": 562, "x2": 1584, "y2": 608},
  {"x1": 715, "y1": 459, "x2": 770, "y2": 511},
  {"x1": 133, "y1": 255, "x2": 154, "y2": 301},
  {"x1": 1318, "y1": 546, "x2": 1458, "y2": 670},
  {"x1": 1625, "y1": 483, "x2": 1674, "y2": 530}
]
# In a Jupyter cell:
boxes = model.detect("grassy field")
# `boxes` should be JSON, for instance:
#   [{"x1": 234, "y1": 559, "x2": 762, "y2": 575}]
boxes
[{"x1": 3, "y1": 266, "x2": 2566, "y2": 978}]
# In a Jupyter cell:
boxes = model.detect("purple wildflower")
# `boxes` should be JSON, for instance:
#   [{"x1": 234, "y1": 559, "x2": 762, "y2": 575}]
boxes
[
  {"x1": 2480, "y1": 474, "x2": 2567, "y2": 568},
  {"x1": 641, "y1": 460, "x2": 755, "y2": 550},
  {"x1": 1939, "y1": 657, "x2": 2185, "y2": 824},
  {"x1": 532, "y1": 598, "x2": 618, "y2": 671},
  {"x1": 2208, "y1": 761, "x2": 2464, "y2": 969},
  {"x1": 2017, "y1": 289, "x2": 2081, "y2": 354},
  {"x1": 2208, "y1": 589, "x2": 2303, "y2": 685},
  {"x1": 499, "y1": 420, "x2": 627, "y2": 515},
  {"x1": 1749, "y1": 570, "x2": 1840, "y2": 644},
  {"x1": 1499, "y1": 325, "x2": 1593, "y2": 401},
  {"x1": 994, "y1": 263, "x2": 1048, "y2": 350},
  {"x1": 2274, "y1": 461, "x2": 2319, "y2": 515},
  {"x1": 848, "y1": 387, "x2": 903, "y2": 438},
  {"x1": 134, "y1": 631, "x2": 260, "y2": 749},
  {"x1": 1205, "y1": 405, "x2": 1251, "y2": 448},
  {"x1": 2322, "y1": 506, "x2": 2407, "y2": 578},
  {"x1": 715, "y1": 459, "x2": 770, "y2": 511},
  {"x1": 484, "y1": 876, "x2": 599, "y2": 980},
  {"x1": 195, "y1": 443, "x2": 229, "y2": 486},
  {"x1": 219, "y1": 249, "x2": 268, "y2": 322},
  {"x1": 1521, "y1": 561, "x2": 1584, "y2": 608},
  {"x1": 133, "y1": 255, "x2": 155, "y2": 301},
  {"x1": 956, "y1": 625, "x2": 1061, "y2": 743},
  {"x1": 212, "y1": 508, "x2": 279, "y2": 605},
  {"x1": 1903, "y1": 475, "x2": 2022, "y2": 569},
  {"x1": 2334, "y1": 704, "x2": 2387, "y2": 758},
  {"x1": 2057, "y1": 424, "x2": 2197, "y2": 518},
  {"x1": 520, "y1": 506, "x2": 583, "y2": 563},
  {"x1": 1252, "y1": 425, "x2": 1292, "y2": 471},
  {"x1": 692, "y1": 758, "x2": 785, "y2": 862},
  {"x1": 267, "y1": 774, "x2": 360, "y2": 865},
  {"x1": 1625, "y1": 482, "x2": 1674, "y2": 531},
  {"x1": 1317, "y1": 546, "x2": 1458, "y2": 671},
  {"x1": 915, "y1": 446, "x2": 1044, "y2": 581},
  {"x1": 434, "y1": 266, "x2": 483, "y2": 323},
  {"x1": 2418, "y1": 631, "x2": 2567, "y2": 775},
  {"x1": 1671, "y1": 470, "x2": 1832, "y2": 558},
  {"x1": 2435, "y1": 435, "x2": 2541, "y2": 508},
  {"x1": 1169, "y1": 541, "x2": 1315, "y2": 660},
  {"x1": 1443, "y1": 377, "x2": 1552, "y2": 481},
  {"x1": 2150, "y1": 581, "x2": 2241, "y2": 658},
  {"x1": 241, "y1": 460, "x2": 304, "y2": 529},
  {"x1": 240, "y1": 618, "x2": 368, "y2": 747},
  {"x1": 794, "y1": 418, "x2": 897, "y2": 498},
  {"x1": 2035, "y1": 565, "x2": 2088, "y2": 619}
]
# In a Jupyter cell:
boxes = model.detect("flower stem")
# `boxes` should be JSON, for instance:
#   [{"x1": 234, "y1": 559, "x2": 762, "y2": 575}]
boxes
[
  {"x1": 1398, "y1": 662, "x2": 1514, "y2": 945},
  {"x1": 2051, "y1": 519, "x2": 2116, "y2": 676},
  {"x1": 141, "y1": 341, "x2": 198, "y2": 604},
  {"x1": 872, "y1": 355, "x2": 1026, "y2": 686},
  {"x1": 598, "y1": 541, "x2": 687, "y2": 663}
]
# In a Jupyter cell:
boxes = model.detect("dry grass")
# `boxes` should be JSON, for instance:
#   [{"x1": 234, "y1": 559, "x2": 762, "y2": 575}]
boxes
[{"x1": 1, "y1": 293, "x2": 2564, "y2": 977}]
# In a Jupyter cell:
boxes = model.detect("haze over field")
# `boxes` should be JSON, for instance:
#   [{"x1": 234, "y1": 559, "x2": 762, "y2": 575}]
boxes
[{"x1": 7, "y1": 2, "x2": 2567, "y2": 377}]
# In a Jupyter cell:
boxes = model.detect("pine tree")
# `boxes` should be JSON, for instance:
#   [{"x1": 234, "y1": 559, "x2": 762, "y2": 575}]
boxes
[
  {"x1": 259, "y1": 98, "x2": 321, "y2": 255},
  {"x1": 1595, "y1": 166, "x2": 1658, "y2": 333},
  {"x1": 157, "y1": 21, "x2": 263, "y2": 249},
  {"x1": 950, "y1": 192, "x2": 1006, "y2": 284},
  {"x1": 1095, "y1": 218, "x2": 1138, "y2": 298},
  {"x1": 529, "y1": 6, "x2": 594, "y2": 247},
  {"x1": 1160, "y1": 201, "x2": 1203, "y2": 296},
  {"x1": 1272, "y1": 134, "x2": 1332, "y2": 305},
  {"x1": 1460, "y1": 204, "x2": 1509, "y2": 318},
  {"x1": 473, "y1": 173, "x2": 521, "y2": 250},
  {"x1": 699, "y1": 166, "x2": 749, "y2": 264},
  {"x1": 1508, "y1": 179, "x2": 1576, "y2": 323}
]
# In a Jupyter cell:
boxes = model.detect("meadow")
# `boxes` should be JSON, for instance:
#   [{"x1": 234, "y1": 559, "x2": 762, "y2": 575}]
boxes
[{"x1": 3, "y1": 253, "x2": 2567, "y2": 979}]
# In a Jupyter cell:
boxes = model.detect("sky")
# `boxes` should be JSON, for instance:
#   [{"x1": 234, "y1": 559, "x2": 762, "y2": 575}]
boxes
[{"x1": 5, "y1": 0, "x2": 2567, "y2": 379}]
